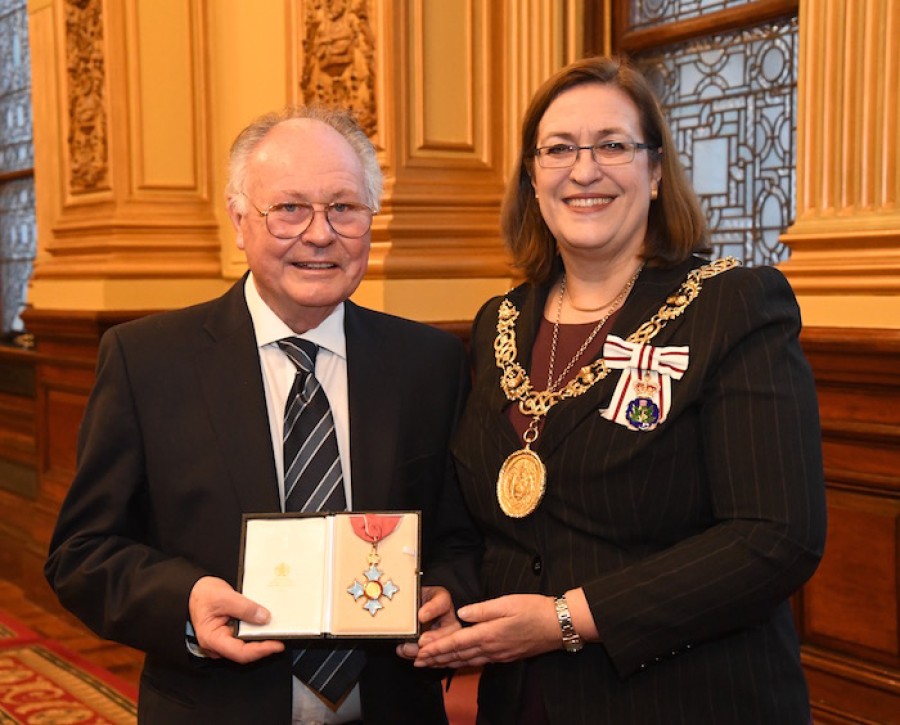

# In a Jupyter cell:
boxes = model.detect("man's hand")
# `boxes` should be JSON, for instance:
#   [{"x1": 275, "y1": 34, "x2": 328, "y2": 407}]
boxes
[
  {"x1": 396, "y1": 586, "x2": 461, "y2": 661},
  {"x1": 188, "y1": 576, "x2": 285, "y2": 663}
]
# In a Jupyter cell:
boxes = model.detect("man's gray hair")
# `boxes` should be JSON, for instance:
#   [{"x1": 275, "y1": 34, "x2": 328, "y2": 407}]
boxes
[{"x1": 226, "y1": 105, "x2": 383, "y2": 214}]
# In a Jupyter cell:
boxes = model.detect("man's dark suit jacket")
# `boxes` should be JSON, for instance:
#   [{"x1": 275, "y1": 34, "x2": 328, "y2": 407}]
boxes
[
  {"x1": 45, "y1": 278, "x2": 482, "y2": 724},
  {"x1": 452, "y1": 257, "x2": 826, "y2": 724}
]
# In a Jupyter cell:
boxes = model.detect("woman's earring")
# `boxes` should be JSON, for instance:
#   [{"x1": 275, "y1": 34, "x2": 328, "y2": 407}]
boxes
[{"x1": 650, "y1": 183, "x2": 659, "y2": 201}]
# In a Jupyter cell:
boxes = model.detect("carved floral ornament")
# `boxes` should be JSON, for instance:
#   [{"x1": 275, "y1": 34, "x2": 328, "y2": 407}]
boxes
[
  {"x1": 65, "y1": 0, "x2": 109, "y2": 193},
  {"x1": 300, "y1": 0, "x2": 377, "y2": 137}
]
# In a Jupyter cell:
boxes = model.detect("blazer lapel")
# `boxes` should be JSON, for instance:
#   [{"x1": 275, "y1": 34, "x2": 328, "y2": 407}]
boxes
[
  {"x1": 196, "y1": 278, "x2": 281, "y2": 513},
  {"x1": 344, "y1": 302, "x2": 399, "y2": 510}
]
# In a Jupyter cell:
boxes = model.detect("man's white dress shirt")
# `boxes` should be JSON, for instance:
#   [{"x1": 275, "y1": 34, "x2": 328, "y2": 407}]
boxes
[{"x1": 246, "y1": 274, "x2": 362, "y2": 724}]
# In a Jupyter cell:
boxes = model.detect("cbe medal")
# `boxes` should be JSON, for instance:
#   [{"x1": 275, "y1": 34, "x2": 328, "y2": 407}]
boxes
[{"x1": 346, "y1": 514, "x2": 401, "y2": 616}]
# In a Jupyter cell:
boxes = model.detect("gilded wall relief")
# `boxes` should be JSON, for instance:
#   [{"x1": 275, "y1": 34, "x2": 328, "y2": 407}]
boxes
[
  {"x1": 300, "y1": 0, "x2": 376, "y2": 136},
  {"x1": 65, "y1": 0, "x2": 109, "y2": 193}
]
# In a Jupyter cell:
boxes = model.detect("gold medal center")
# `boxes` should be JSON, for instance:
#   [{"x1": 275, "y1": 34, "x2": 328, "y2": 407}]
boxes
[{"x1": 364, "y1": 580, "x2": 383, "y2": 600}]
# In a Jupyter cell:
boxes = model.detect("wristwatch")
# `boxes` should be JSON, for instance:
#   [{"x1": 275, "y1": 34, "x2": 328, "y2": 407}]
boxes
[{"x1": 554, "y1": 595, "x2": 584, "y2": 653}]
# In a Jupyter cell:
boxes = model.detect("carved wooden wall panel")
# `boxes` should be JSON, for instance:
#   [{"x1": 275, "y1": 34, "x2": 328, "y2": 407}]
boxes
[
  {"x1": 126, "y1": 0, "x2": 210, "y2": 194},
  {"x1": 289, "y1": 0, "x2": 509, "y2": 281},
  {"x1": 32, "y1": 0, "x2": 220, "y2": 285},
  {"x1": 64, "y1": 0, "x2": 110, "y2": 195},
  {"x1": 299, "y1": 0, "x2": 377, "y2": 137},
  {"x1": 409, "y1": 0, "x2": 484, "y2": 159}
]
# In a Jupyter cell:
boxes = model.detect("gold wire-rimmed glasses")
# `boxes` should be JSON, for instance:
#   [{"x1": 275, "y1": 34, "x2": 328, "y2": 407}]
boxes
[{"x1": 243, "y1": 195, "x2": 375, "y2": 239}]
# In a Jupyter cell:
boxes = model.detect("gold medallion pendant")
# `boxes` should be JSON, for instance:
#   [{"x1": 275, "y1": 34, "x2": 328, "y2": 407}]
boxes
[
  {"x1": 492, "y1": 259, "x2": 738, "y2": 519},
  {"x1": 497, "y1": 446, "x2": 547, "y2": 518}
]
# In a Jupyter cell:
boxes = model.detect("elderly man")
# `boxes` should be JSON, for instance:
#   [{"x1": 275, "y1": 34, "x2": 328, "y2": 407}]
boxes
[{"x1": 45, "y1": 106, "x2": 482, "y2": 724}]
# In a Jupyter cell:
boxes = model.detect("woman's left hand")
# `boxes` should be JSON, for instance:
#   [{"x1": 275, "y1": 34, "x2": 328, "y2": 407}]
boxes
[
  {"x1": 412, "y1": 594, "x2": 561, "y2": 669},
  {"x1": 396, "y1": 586, "x2": 461, "y2": 661}
]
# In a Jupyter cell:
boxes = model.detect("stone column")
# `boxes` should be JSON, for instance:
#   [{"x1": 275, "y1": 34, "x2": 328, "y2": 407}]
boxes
[{"x1": 780, "y1": 0, "x2": 900, "y2": 326}]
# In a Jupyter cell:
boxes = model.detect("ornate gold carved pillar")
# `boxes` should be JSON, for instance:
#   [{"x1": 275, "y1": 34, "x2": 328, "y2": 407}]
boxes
[
  {"x1": 292, "y1": 0, "x2": 511, "y2": 282},
  {"x1": 780, "y1": 0, "x2": 900, "y2": 323},
  {"x1": 504, "y1": 0, "x2": 584, "y2": 161},
  {"x1": 285, "y1": 0, "x2": 513, "y2": 319},
  {"x1": 283, "y1": 0, "x2": 582, "y2": 321},
  {"x1": 27, "y1": 0, "x2": 225, "y2": 311}
]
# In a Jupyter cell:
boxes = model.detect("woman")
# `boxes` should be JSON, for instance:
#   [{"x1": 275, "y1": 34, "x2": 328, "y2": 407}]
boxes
[{"x1": 409, "y1": 56, "x2": 826, "y2": 723}]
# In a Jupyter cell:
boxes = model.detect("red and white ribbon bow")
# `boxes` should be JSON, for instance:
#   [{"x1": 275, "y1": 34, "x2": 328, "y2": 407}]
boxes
[{"x1": 601, "y1": 335, "x2": 690, "y2": 431}]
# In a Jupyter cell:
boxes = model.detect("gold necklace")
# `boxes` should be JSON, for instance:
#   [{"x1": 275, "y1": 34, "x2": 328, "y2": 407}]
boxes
[
  {"x1": 565, "y1": 279, "x2": 632, "y2": 313},
  {"x1": 494, "y1": 257, "x2": 739, "y2": 518},
  {"x1": 547, "y1": 268, "x2": 642, "y2": 393}
]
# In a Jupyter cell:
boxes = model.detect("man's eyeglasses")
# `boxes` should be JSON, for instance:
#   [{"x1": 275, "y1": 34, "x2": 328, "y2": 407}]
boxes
[
  {"x1": 243, "y1": 196, "x2": 375, "y2": 239},
  {"x1": 534, "y1": 140, "x2": 656, "y2": 169}
]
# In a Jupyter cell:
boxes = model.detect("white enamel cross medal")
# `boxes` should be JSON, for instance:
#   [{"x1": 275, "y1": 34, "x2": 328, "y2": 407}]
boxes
[
  {"x1": 346, "y1": 514, "x2": 401, "y2": 616},
  {"x1": 347, "y1": 544, "x2": 399, "y2": 615}
]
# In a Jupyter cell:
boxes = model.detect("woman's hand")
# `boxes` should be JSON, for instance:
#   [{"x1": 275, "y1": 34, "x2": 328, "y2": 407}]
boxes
[
  {"x1": 396, "y1": 586, "x2": 461, "y2": 660},
  {"x1": 411, "y1": 594, "x2": 561, "y2": 669}
]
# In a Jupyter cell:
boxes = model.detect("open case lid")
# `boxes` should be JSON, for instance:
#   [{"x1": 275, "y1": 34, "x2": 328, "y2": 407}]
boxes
[{"x1": 236, "y1": 511, "x2": 421, "y2": 640}]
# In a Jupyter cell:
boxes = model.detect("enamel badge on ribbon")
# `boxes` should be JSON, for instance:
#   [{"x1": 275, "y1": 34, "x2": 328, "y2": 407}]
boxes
[
  {"x1": 601, "y1": 335, "x2": 689, "y2": 431},
  {"x1": 346, "y1": 514, "x2": 402, "y2": 616}
]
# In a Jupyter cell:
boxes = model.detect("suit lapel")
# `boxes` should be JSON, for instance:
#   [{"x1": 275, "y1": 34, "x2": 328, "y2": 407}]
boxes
[
  {"x1": 196, "y1": 278, "x2": 281, "y2": 513},
  {"x1": 344, "y1": 302, "x2": 399, "y2": 510}
]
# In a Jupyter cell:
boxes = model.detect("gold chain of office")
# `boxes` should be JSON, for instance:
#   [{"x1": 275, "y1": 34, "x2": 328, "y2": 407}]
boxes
[{"x1": 494, "y1": 257, "x2": 740, "y2": 418}]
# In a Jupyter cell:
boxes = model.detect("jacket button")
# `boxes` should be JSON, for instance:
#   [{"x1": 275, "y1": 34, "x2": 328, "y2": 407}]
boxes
[{"x1": 532, "y1": 556, "x2": 542, "y2": 574}]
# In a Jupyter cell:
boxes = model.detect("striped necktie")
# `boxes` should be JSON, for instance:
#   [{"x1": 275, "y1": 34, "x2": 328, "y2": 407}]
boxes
[{"x1": 278, "y1": 338, "x2": 366, "y2": 705}]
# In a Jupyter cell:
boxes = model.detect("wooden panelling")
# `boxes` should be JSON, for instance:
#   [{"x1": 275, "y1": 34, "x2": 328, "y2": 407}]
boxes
[
  {"x1": 800, "y1": 326, "x2": 900, "y2": 723},
  {"x1": 43, "y1": 388, "x2": 87, "y2": 482},
  {"x1": 805, "y1": 493, "x2": 898, "y2": 659},
  {"x1": 0, "y1": 347, "x2": 38, "y2": 584},
  {"x1": 613, "y1": 0, "x2": 798, "y2": 53},
  {"x1": 802, "y1": 649, "x2": 900, "y2": 725},
  {"x1": 4, "y1": 308, "x2": 147, "y2": 609},
  {"x1": 0, "y1": 375, "x2": 37, "y2": 499}
]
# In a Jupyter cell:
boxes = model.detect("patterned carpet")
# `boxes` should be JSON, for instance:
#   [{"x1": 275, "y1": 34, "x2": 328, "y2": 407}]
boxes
[
  {"x1": 0, "y1": 611, "x2": 137, "y2": 724},
  {"x1": 0, "y1": 608, "x2": 476, "y2": 723}
]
